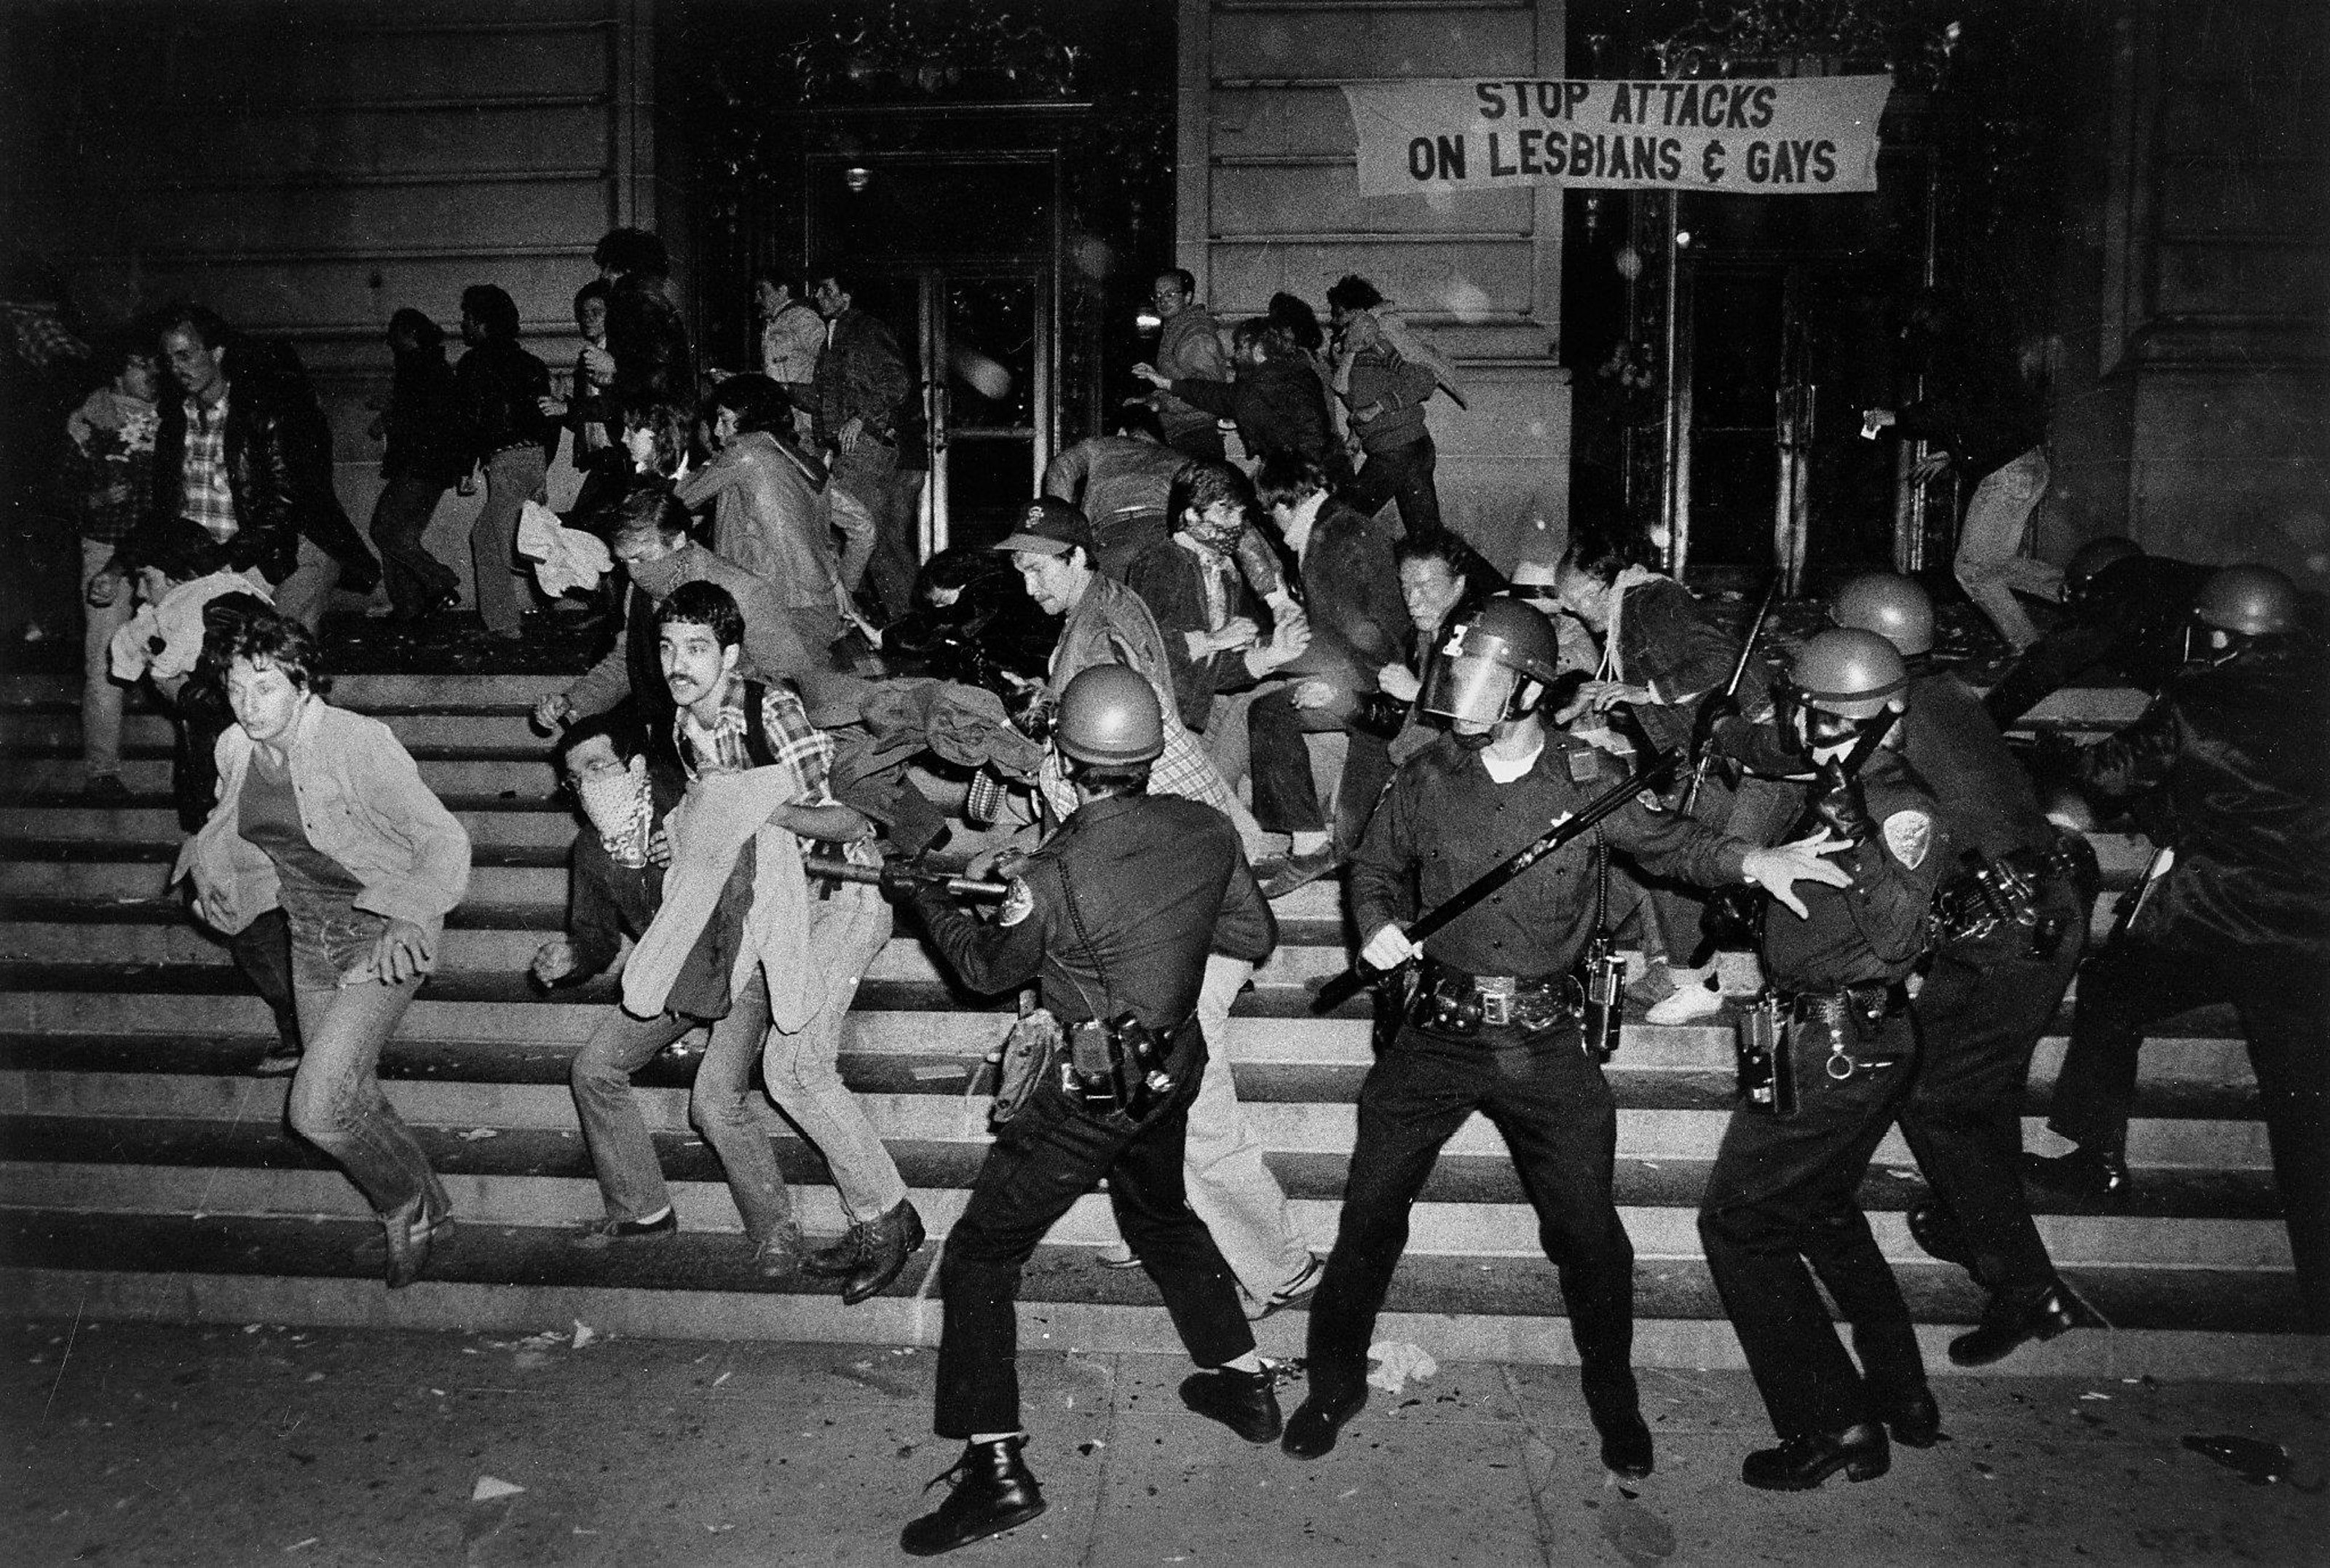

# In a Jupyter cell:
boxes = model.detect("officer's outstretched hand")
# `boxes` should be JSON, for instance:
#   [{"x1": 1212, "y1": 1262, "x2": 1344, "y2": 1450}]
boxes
[
  {"x1": 1739, "y1": 831, "x2": 1855, "y2": 920},
  {"x1": 1361, "y1": 923, "x2": 1419, "y2": 971}
]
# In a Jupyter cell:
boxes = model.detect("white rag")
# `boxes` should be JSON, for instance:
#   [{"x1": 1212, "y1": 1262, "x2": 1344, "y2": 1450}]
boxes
[
  {"x1": 516, "y1": 499, "x2": 612, "y2": 598},
  {"x1": 621, "y1": 767, "x2": 814, "y2": 1030}
]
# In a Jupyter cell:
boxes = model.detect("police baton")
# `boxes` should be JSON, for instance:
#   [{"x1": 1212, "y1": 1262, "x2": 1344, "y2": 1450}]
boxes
[
  {"x1": 805, "y1": 856, "x2": 1011, "y2": 902},
  {"x1": 1309, "y1": 746, "x2": 1677, "y2": 1015},
  {"x1": 1678, "y1": 576, "x2": 1780, "y2": 818}
]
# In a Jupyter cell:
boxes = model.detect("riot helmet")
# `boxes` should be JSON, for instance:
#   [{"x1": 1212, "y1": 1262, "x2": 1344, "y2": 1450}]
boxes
[
  {"x1": 2193, "y1": 563, "x2": 2299, "y2": 637},
  {"x1": 1418, "y1": 598, "x2": 1565, "y2": 726},
  {"x1": 1778, "y1": 628, "x2": 1908, "y2": 753},
  {"x1": 1828, "y1": 572, "x2": 1935, "y2": 658},
  {"x1": 1053, "y1": 664, "x2": 1165, "y2": 766}
]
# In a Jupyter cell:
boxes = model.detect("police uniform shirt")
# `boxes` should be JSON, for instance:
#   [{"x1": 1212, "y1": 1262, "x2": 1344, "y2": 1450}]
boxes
[
  {"x1": 1761, "y1": 748, "x2": 1946, "y2": 993},
  {"x1": 1903, "y1": 668, "x2": 2053, "y2": 861},
  {"x1": 1348, "y1": 730, "x2": 1748, "y2": 981},
  {"x1": 912, "y1": 792, "x2": 1276, "y2": 1031}
]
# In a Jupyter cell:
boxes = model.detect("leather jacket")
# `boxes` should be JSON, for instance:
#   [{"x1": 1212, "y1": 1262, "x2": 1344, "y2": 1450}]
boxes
[{"x1": 151, "y1": 351, "x2": 374, "y2": 586}]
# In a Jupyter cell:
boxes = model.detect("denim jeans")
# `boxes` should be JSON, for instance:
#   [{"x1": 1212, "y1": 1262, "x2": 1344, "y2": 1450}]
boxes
[
  {"x1": 569, "y1": 967, "x2": 794, "y2": 1241},
  {"x1": 764, "y1": 884, "x2": 907, "y2": 1223},
  {"x1": 1345, "y1": 433, "x2": 1440, "y2": 539},
  {"x1": 1954, "y1": 448, "x2": 2057, "y2": 651},
  {"x1": 368, "y1": 473, "x2": 457, "y2": 617},
  {"x1": 282, "y1": 904, "x2": 440, "y2": 1220},
  {"x1": 471, "y1": 446, "x2": 547, "y2": 636}
]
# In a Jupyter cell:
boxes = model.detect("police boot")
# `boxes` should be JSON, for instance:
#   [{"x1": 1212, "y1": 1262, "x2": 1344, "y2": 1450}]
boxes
[
  {"x1": 1948, "y1": 1281, "x2": 2082, "y2": 1368},
  {"x1": 899, "y1": 1436, "x2": 1046, "y2": 1556},
  {"x1": 1905, "y1": 1200, "x2": 1972, "y2": 1267},
  {"x1": 1179, "y1": 1365, "x2": 1283, "y2": 1444},
  {"x1": 1876, "y1": 1385, "x2": 1943, "y2": 1449},
  {"x1": 1741, "y1": 1422, "x2": 1890, "y2": 1491}
]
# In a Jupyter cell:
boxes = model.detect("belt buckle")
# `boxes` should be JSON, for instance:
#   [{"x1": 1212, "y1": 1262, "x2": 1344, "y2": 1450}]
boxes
[{"x1": 1477, "y1": 975, "x2": 1516, "y2": 1028}]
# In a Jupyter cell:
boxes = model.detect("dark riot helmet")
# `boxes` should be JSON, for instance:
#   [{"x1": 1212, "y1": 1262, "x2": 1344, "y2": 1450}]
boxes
[
  {"x1": 1053, "y1": 664, "x2": 1165, "y2": 766},
  {"x1": 2194, "y1": 563, "x2": 2299, "y2": 637},
  {"x1": 1828, "y1": 572, "x2": 1936, "y2": 658},
  {"x1": 1777, "y1": 627, "x2": 1909, "y2": 751},
  {"x1": 1419, "y1": 597, "x2": 1565, "y2": 725},
  {"x1": 2064, "y1": 536, "x2": 2141, "y2": 605}
]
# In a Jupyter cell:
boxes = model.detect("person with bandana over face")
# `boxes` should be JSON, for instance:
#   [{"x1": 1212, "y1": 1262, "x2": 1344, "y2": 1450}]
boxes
[
  {"x1": 1282, "y1": 598, "x2": 1856, "y2": 1481},
  {"x1": 529, "y1": 488, "x2": 817, "y2": 775}
]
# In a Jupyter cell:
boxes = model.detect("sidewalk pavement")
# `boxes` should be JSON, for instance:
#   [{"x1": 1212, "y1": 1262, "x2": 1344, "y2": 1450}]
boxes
[{"x1": 4, "y1": 1317, "x2": 2323, "y2": 1567}]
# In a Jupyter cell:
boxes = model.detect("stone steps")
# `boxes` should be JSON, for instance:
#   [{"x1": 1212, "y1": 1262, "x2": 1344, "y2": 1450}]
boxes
[{"x1": 4, "y1": 670, "x2": 2318, "y2": 1384}]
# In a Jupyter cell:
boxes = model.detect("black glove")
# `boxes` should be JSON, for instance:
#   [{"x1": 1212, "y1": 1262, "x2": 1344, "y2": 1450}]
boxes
[
  {"x1": 1350, "y1": 689, "x2": 1409, "y2": 740},
  {"x1": 1693, "y1": 883, "x2": 1764, "y2": 963},
  {"x1": 877, "y1": 860, "x2": 925, "y2": 901},
  {"x1": 1806, "y1": 757, "x2": 1874, "y2": 844}
]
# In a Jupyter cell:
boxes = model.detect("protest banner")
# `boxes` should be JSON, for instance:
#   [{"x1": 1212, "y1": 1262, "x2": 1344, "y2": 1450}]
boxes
[{"x1": 1343, "y1": 76, "x2": 1892, "y2": 197}]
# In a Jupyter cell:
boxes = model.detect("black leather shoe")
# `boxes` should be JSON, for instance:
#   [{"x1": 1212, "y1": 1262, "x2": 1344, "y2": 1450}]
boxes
[
  {"x1": 1742, "y1": 1423, "x2": 1891, "y2": 1491},
  {"x1": 1282, "y1": 1387, "x2": 1367, "y2": 1459},
  {"x1": 1180, "y1": 1366, "x2": 1283, "y2": 1444},
  {"x1": 2023, "y1": 1146, "x2": 2130, "y2": 1205},
  {"x1": 834, "y1": 1200, "x2": 927, "y2": 1306},
  {"x1": 1905, "y1": 1200, "x2": 1972, "y2": 1267},
  {"x1": 1948, "y1": 1282, "x2": 2082, "y2": 1368},
  {"x1": 1879, "y1": 1386, "x2": 1943, "y2": 1449},
  {"x1": 900, "y1": 1436, "x2": 1046, "y2": 1556},
  {"x1": 1598, "y1": 1408, "x2": 1655, "y2": 1480}
]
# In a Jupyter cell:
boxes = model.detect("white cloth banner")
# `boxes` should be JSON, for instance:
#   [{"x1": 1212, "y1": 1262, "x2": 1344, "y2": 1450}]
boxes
[{"x1": 1343, "y1": 75, "x2": 1892, "y2": 197}]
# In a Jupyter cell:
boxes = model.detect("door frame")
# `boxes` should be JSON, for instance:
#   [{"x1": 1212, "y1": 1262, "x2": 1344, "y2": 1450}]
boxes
[{"x1": 803, "y1": 149, "x2": 1064, "y2": 556}]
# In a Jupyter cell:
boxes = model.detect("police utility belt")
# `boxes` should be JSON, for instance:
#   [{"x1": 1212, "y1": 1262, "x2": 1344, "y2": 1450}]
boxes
[
  {"x1": 984, "y1": 1008, "x2": 1191, "y2": 1129},
  {"x1": 1928, "y1": 834, "x2": 2096, "y2": 956},
  {"x1": 1410, "y1": 956, "x2": 1584, "y2": 1036},
  {"x1": 1732, "y1": 983, "x2": 1910, "y2": 1118}
]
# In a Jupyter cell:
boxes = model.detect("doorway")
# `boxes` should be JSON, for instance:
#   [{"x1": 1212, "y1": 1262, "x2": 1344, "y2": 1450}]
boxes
[
  {"x1": 1674, "y1": 261, "x2": 1902, "y2": 582},
  {"x1": 807, "y1": 154, "x2": 1059, "y2": 556}
]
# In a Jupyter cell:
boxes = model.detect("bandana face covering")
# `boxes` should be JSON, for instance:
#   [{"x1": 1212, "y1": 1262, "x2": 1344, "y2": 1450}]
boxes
[
  {"x1": 576, "y1": 756, "x2": 653, "y2": 868},
  {"x1": 625, "y1": 550, "x2": 684, "y2": 601}
]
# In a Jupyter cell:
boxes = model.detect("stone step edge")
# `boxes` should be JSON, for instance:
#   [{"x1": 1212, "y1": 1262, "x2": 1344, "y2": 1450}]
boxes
[
  {"x1": 4, "y1": 1166, "x2": 2291, "y2": 1270},
  {"x1": 6, "y1": 1267, "x2": 2321, "y2": 1383}
]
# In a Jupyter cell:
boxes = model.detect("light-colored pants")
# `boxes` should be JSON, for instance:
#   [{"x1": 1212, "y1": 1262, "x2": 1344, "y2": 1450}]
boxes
[
  {"x1": 79, "y1": 539, "x2": 133, "y2": 781},
  {"x1": 1954, "y1": 447, "x2": 2058, "y2": 652},
  {"x1": 471, "y1": 446, "x2": 548, "y2": 636},
  {"x1": 1091, "y1": 952, "x2": 1311, "y2": 1301},
  {"x1": 765, "y1": 884, "x2": 907, "y2": 1224},
  {"x1": 289, "y1": 974, "x2": 443, "y2": 1219}
]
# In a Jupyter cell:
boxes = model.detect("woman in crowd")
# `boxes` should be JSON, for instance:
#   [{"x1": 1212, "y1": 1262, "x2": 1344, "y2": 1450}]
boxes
[
  {"x1": 178, "y1": 611, "x2": 472, "y2": 1286},
  {"x1": 366, "y1": 308, "x2": 465, "y2": 623}
]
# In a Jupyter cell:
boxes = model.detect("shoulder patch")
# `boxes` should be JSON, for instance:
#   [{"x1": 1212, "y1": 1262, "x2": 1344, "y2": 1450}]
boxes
[
  {"x1": 997, "y1": 876, "x2": 1037, "y2": 927},
  {"x1": 1881, "y1": 809, "x2": 1934, "y2": 871}
]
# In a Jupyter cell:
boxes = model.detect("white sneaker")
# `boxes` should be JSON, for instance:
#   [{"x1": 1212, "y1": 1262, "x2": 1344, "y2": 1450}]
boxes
[{"x1": 1645, "y1": 975, "x2": 1726, "y2": 1024}]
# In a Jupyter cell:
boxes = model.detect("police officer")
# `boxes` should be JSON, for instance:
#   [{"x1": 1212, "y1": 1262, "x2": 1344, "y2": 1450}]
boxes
[
  {"x1": 1697, "y1": 628, "x2": 1950, "y2": 1491},
  {"x1": 2031, "y1": 564, "x2": 2329, "y2": 1333},
  {"x1": 893, "y1": 665, "x2": 1282, "y2": 1556},
  {"x1": 1284, "y1": 599, "x2": 1855, "y2": 1476},
  {"x1": 1831, "y1": 574, "x2": 2090, "y2": 1365}
]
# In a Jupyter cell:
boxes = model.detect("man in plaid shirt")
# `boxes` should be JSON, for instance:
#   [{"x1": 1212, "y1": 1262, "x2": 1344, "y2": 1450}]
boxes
[{"x1": 659, "y1": 580, "x2": 924, "y2": 1302}]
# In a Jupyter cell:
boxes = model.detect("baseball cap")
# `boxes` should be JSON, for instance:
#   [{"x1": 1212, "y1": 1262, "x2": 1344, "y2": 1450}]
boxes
[{"x1": 992, "y1": 497, "x2": 1096, "y2": 557}]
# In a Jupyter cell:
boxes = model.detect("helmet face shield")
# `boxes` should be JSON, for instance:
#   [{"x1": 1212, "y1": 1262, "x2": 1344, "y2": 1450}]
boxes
[{"x1": 1420, "y1": 650, "x2": 1523, "y2": 725}]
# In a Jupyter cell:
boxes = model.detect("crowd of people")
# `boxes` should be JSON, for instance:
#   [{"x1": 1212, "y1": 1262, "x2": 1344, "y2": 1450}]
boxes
[{"x1": 55, "y1": 231, "x2": 2327, "y2": 1556}]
